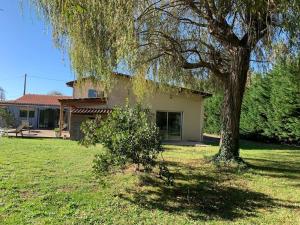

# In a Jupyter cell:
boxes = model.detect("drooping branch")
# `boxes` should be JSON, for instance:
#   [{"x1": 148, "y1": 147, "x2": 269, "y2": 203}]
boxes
[
  {"x1": 138, "y1": 28, "x2": 229, "y2": 78},
  {"x1": 182, "y1": 0, "x2": 244, "y2": 48}
]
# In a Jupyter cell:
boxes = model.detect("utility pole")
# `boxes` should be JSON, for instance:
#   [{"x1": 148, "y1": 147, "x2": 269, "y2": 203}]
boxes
[{"x1": 23, "y1": 74, "x2": 27, "y2": 96}]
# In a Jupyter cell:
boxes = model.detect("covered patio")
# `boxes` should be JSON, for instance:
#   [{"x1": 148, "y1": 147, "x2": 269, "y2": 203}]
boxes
[
  {"x1": 0, "y1": 94, "x2": 72, "y2": 130},
  {"x1": 58, "y1": 97, "x2": 108, "y2": 138}
]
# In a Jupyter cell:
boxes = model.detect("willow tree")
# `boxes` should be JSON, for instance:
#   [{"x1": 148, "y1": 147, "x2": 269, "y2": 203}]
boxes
[{"x1": 31, "y1": 0, "x2": 300, "y2": 163}]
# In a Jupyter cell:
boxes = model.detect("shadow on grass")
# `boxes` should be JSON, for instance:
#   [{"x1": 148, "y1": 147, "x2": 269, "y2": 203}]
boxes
[
  {"x1": 202, "y1": 135, "x2": 300, "y2": 151},
  {"x1": 245, "y1": 157, "x2": 300, "y2": 181},
  {"x1": 120, "y1": 161, "x2": 299, "y2": 221},
  {"x1": 240, "y1": 140, "x2": 300, "y2": 151},
  {"x1": 202, "y1": 135, "x2": 220, "y2": 147}
]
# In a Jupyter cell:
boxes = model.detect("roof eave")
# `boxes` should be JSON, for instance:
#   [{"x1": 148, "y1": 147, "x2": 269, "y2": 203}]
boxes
[{"x1": 0, "y1": 102, "x2": 61, "y2": 107}]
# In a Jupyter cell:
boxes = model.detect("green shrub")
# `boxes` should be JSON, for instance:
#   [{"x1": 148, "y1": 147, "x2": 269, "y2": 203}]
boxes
[
  {"x1": 240, "y1": 74, "x2": 271, "y2": 137},
  {"x1": 0, "y1": 108, "x2": 14, "y2": 128},
  {"x1": 203, "y1": 94, "x2": 222, "y2": 134},
  {"x1": 81, "y1": 103, "x2": 172, "y2": 182}
]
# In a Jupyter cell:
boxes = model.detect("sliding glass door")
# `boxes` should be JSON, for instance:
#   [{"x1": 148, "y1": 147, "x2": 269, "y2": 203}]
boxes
[
  {"x1": 39, "y1": 109, "x2": 59, "y2": 129},
  {"x1": 156, "y1": 112, "x2": 168, "y2": 140},
  {"x1": 156, "y1": 111, "x2": 182, "y2": 140}
]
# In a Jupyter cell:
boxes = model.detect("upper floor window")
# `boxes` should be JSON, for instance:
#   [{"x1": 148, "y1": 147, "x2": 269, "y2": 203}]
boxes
[{"x1": 88, "y1": 89, "x2": 104, "y2": 98}]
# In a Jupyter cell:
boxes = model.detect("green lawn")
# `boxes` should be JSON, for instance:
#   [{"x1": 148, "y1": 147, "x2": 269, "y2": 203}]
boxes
[{"x1": 0, "y1": 138, "x2": 299, "y2": 225}]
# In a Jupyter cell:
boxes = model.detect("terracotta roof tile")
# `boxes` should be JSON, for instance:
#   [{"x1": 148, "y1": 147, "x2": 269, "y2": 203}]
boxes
[{"x1": 1, "y1": 94, "x2": 72, "y2": 106}]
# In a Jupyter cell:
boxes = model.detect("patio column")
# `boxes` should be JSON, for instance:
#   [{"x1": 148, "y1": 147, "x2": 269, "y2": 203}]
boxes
[
  {"x1": 59, "y1": 103, "x2": 64, "y2": 136},
  {"x1": 27, "y1": 105, "x2": 29, "y2": 122},
  {"x1": 68, "y1": 108, "x2": 72, "y2": 132}
]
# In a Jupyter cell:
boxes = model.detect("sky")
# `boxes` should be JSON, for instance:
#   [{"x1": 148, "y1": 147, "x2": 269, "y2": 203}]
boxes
[{"x1": 0, "y1": 0, "x2": 74, "y2": 100}]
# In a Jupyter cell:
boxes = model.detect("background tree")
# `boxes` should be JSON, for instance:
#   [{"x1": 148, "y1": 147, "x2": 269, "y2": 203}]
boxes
[
  {"x1": 0, "y1": 87, "x2": 5, "y2": 101},
  {"x1": 203, "y1": 93, "x2": 222, "y2": 134},
  {"x1": 205, "y1": 56, "x2": 300, "y2": 144},
  {"x1": 31, "y1": 0, "x2": 300, "y2": 163},
  {"x1": 47, "y1": 90, "x2": 63, "y2": 96},
  {"x1": 240, "y1": 74, "x2": 271, "y2": 138},
  {"x1": 264, "y1": 57, "x2": 300, "y2": 143}
]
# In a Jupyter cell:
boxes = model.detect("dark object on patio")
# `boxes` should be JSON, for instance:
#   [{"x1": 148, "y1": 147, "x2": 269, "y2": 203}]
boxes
[{"x1": 7, "y1": 121, "x2": 29, "y2": 137}]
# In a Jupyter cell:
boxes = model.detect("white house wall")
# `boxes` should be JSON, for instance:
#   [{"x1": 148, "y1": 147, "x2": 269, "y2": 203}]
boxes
[{"x1": 72, "y1": 77, "x2": 205, "y2": 141}]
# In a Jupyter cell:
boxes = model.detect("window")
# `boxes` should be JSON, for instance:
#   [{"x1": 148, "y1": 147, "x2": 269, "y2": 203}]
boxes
[
  {"x1": 29, "y1": 111, "x2": 35, "y2": 117},
  {"x1": 156, "y1": 111, "x2": 182, "y2": 140},
  {"x1": 20, "y1": 110, "x2": 35, "y2": 118},
  {"x1": 88, "y1": 89, "x2": 104, "y2": 98}
]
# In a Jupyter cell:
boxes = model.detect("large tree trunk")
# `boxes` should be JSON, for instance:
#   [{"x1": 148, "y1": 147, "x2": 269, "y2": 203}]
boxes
[{"x1": 214, "y1": 47, "x2": 251, "y2": 163}]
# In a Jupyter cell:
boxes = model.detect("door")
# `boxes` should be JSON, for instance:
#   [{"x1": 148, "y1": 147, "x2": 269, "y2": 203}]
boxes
[
  {"x1": 156, "y1": 111, "x2": 182, "y2": 141},
  {"x1": 39, "y1": 109, "x2": 59, "y2": 129},
  {"x1": 167, "y1": 112, "x2": 182, "y2": 140}
]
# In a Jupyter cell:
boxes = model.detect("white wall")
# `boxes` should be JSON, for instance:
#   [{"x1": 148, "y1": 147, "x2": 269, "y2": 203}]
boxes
[{"x1": 72, "y1": 77, "x2": 205, "y2": 141}]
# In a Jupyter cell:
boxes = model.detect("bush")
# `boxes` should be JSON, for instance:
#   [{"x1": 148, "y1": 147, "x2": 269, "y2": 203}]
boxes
[
  {"x1": 0, "y1": 108, "x2": 14, "y2": 128},
  {"x1": 81, "y1": 103, "x2": 172, "y2": 182},
  {"x1": 203, "y1": 93, "x2": 222, "y2": 134}
]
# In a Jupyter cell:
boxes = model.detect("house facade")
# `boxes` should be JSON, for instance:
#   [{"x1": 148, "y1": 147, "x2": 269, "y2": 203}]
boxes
[
  {"x1": 60, "y1": 74, "x2": 211, "y2": 141},
  {"x1": 0, "y1": 94, "x2": 71, "y2": 129}
]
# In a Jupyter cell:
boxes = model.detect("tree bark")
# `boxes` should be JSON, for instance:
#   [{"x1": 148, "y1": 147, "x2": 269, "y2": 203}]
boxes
[{"x1": 214, "y1": 47, "x2": 251, "y2": 162}]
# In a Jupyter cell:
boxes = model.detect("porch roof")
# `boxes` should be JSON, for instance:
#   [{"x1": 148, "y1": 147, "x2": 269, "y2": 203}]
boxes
[
  {"x1": 58, "y1": 97, "x2": 107, "y2": 107},
  {"x1": 71, "y1": 108, "x2": 113, "y2": 115}
]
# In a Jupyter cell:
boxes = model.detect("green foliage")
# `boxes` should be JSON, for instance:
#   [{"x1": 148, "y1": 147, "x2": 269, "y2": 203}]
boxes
[
  {"x1": 81, "y1": 103, "x2": 166, "y2": 177},
  {"x1": 92, "y1": 152, "x2": 119, "y2": 176},
  {"x1": 0, "y1": 108, "x2": 14, "y2": 128},
  {"x1": 205, "y1": 57, "x2": 300, "y2": 144},
  {"x1": 80, "y1": 116, "x2": 102, "y2": 147},
  {"x1": 240, "y1": 75, "x2": 271, "y2": 136},
  {"x1": 265, "y1": 59, "x2": 300, "y2": 142},
  {"x1": 30, "y1": 0, "x2": 300, "y2": 92},
  {"x1": 203, "y1": 94, "x2": 223, "y2": 134}
]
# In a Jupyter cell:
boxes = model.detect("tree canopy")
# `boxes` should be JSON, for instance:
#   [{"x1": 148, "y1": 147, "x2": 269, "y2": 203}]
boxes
[{"x1": 30, "y1": 0, "x2": 300, "y2": 87}]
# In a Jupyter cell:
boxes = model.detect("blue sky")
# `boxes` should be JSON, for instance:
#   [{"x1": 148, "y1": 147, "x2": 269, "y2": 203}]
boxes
[{"x1": 0, "y1": 0, "x2": 74, "y2": 100}]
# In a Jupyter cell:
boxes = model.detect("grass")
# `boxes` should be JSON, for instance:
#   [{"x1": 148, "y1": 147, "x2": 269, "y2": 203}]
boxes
[{"x1": 0, "y1": 138, "x2": 299, "y2": 225}]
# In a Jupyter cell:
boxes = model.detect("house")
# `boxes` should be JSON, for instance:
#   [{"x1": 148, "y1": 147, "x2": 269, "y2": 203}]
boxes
[
  {"x1": 59, "y1": 73, "x2": 211, "y2": 141},
  {"x1": 0, "y1": 94, "x2": 71, "y2": 129}
]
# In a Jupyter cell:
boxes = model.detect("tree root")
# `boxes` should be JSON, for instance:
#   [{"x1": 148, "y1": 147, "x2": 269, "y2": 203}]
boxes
[{"x1": 210, "y1": 153, "x2": 248, "y2": 170}]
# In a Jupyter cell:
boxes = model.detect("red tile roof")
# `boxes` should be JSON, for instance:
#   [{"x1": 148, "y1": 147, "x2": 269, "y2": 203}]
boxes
[{"x1": 1, "y1": 94, "x2": 72, "y2": 106}]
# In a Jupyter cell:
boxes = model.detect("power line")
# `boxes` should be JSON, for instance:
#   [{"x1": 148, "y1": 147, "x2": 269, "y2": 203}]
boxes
[
  {"x1": 29, "y1": 75, "x2": 67, "y2": 82},
  {"x1": 0, "y1": 75, "x2": 24, "y2": 81},
  {"x1": 1, "y1": 73, "x2": 75, "y2": 86},
  {"x1": 1, "y1": 74, "x2": 69, "y2": 82}
]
